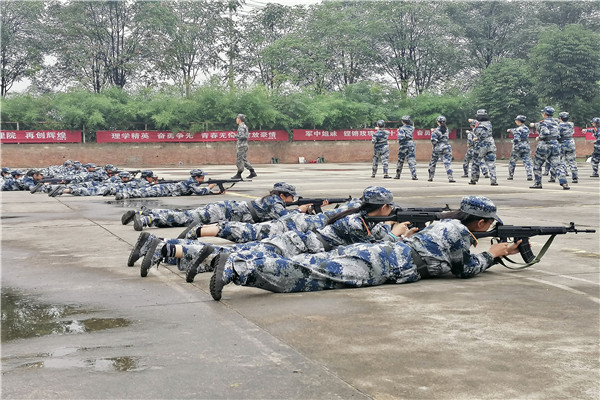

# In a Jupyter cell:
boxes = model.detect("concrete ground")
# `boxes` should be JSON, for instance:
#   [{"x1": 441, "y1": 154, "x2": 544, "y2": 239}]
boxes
[{"x1": 1, "y1": 161, "x2": 599, "y2": 400}]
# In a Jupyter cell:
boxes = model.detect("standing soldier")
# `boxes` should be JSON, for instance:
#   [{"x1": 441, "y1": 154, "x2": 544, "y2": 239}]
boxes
[
  {"x1": 468, "y1": 109, "x2": 498, "y2": 186},
  {"x1": 549, "y1": 112, "x2": 578, "y2": 183},
  {"x1": 463, "y1": 121, "x2": 489, "y2": 178},
  {"x1": 529, "y1": 107, "x2": 570, "y2": 190},
  {"x1": 428, "y1": 115, "x2": 455, "y2": 182},
  {"x1": 394, "y1": 115, "x2": 418, "y2": 180},
  {"x1": 506, "y1": 115, "x2": 533, "y2": 181},
  {"x1": 231, "y1": 114, "x2": 257, "y2": 180},
  {"x1": 584, "y1": 117, "x2": 600, "y2": 177},
  {"x1": 371, "y1": 120, "x2": 391, "y2": 178}
]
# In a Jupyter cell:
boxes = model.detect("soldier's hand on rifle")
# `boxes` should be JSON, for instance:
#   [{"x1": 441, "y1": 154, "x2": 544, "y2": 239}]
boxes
[
  {"x1": 390, "y1": 221, "x2": 418, "y2": 239},
  {"x1": 488, "y1": 239, "x2": 522, "y2": 258}
]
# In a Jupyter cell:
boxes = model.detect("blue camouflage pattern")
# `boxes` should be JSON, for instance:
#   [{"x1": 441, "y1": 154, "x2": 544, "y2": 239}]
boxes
[
  {"x1": 395, "y1": 125, "x2": 418, "y2": 179},
  {"x1": 371, "y1": 128, "x2": 390, "y2": 176},
  {"x1": 428, "y1": 126, "x2": 453, "y2": 179},
  {"x1": 507, "y1": 124, "x2": 533, "y2": 179},
  {"x1": 470, "y1": 121, "x2": 497, "y2": 183}
]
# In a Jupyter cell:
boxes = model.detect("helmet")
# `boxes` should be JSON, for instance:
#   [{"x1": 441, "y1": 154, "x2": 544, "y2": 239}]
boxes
[
  {"x1": 190, "y1": 168, "x2": 206, "y2": 177},
  {"x1": 361, "y1": 186, "x2": 394, "y2": 205},
  {"x1": 236, "y1": 113, "x2": 246, "y2": 122},
  {"x1": 376, "y1": 120, "x2": 385, "y2": 128},
  {"x1": 273, "y1": 182, "x2": 297, "y2": 197},
  {"x1": 141, "y1": 170, "x2": 155, "y2": 178},
  {"x1": 592, "y1": 117, "x2": 600, "y2": 125},
  {"x1": 476, "y1": 109, "x2": 488, "y2": 117},
  {"x1": 515, "y1": 115, "x2": 527, "y2": 123},
  {"x1": 401, "y1": 115, "x2": 411, "y2": 122},
  {"x1": 558, "y1": 112, "x2": 569, "y2": 121},
  {"x1": 436, "y1": 115, "x2": 446, "y2": 123},
  {"x1": 541, "y1": 106, "x2": 555, "y2": 116},
  {"x1": 118, "y1": 171, "x2": 132, "y2": 179}
]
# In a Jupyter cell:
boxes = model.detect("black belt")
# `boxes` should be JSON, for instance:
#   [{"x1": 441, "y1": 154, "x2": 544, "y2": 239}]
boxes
[
  {"x1": 247, "y1": 203, "x2": 261, "y2": 223},
  {"x1": 410, "y1": 248, "x2": 430, "y2": 278}
]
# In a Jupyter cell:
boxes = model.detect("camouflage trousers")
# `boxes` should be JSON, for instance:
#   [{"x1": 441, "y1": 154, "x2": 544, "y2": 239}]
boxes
[
  {"x1": 548, "y1": 139, "x2": 578, "y2": 180},
  {"x1": 592, "y1": 143, "x2": 600, "y2": 175},
  {"x1": 225, "y1": 241, "x2": 420, "y2": 293},
  {"x1": 428, "y1": 149, "x2": 453, "y2": 179},
  {"x1": 236, "y1": 142, "x2": 253, "y2": 172},
  {"x1": 396, "y1": 143, "x2": 417, "y2": 178},
  {"x1": 372, "y1": 146, "x2": 390, "y2": 176},
  {"x1": 463, "y1": 148, "x2": 488, "y2": 176},
  {"x1": 142, "y1": 200, "x2": 253, "y2": 228},
  {"x1": 508, "y1": 142, "x2": 533, "y2": 178},
  {"x1": 533, "y1": 141, "x2": 567, "y2": 185},
  {"x1": 471, "y1": 140, "x2": 497, "y2": 182}
]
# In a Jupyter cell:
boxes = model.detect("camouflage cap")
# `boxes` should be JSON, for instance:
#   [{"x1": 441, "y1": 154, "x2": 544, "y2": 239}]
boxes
[
  {"x1": 141, "y1": 170, "x2": 155, "y2": 178},
  {"x1": 10, "y1": 169, "x2": 23, "y2": 176},
  {"x1": 190, "y1": 168, "x2": 207, "y2": 177},
  {"x1": 1, "y1": 167, "x2": 10, "y2": 174},
  {"x1": 273, "y1": 182, "x2": 296, "y2": 197},
  {"x1": 118, "y1": 171, "x2": 132, "y2": 179},
  {"x1": 361, "y1": 186, "x2": 394, "y2": 205},
  {"x1": 401, "y1": 115, "x2": 411, "y2": 121},
  {"x1": 592, "y1": 117, "x2": 600, "y2": 125},
  {"x1": 541, "y1": 106, "x2": 555, "y2": 116},
  {"x1": 460, "y1": 195, "x2": 503, "y2": 224},
  {"x1": 84, "y1": 163, "x2": 97, "y2": 169},
  {"x1": 104, "y1": 164, "x2": 116, "y2": 171},
  {"x1": 64, "y1": 159, "x2": 73, "y2": 166}
]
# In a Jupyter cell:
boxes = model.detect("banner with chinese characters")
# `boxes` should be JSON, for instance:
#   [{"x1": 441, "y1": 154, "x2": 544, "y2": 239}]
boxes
[
  {"x1": 0, "y1": 130, "x2": 82, "y2": 143},
  {"x1": 293, "y1": 128, "x2": 456, "y2": 141},
  {"x1": 96, "y1": 130, "x2": 288, "y2": 143}
]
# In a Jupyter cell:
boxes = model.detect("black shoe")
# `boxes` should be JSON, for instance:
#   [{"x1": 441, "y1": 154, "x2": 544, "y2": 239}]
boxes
[
  {"x1": 527, "y1": 177, "x2": 533, "y2": 181},
  {"x1": 427, "y1": 178, "x2": 433, "y2": 182},
  {"x1": 210, "y1": 254, "x2": 228, "y2": 301},
  {"x1": 507, "y1": 176, "x2": 513, "y2": 180},
  {"x1": 133, "y1": 214, "x2": 145, "y2": 231},
  {"x1": 561, "y1": 183, "x2": 570, "y2": 190},
  {"x1": 140, "y1": 238, "x2": 162, "y2": 278},
  {"x1": 468, "y1": 180, "x2": 477, "y2": 185},
  {"x1": 490, "y1": 181, "x2": 498, "y2": 186},
  {"x1": 383, "y1": 174, "x2": 392, "y2": 179},
  {"x1": 186, "y1": 245, "x2": 214, "y2": 283},
  {"x1": 448, "y1": 178, "x2": 456, "y2": 183},
  {"x1": 461, "y1": 175, "x2": 469, "y2": 178},
  {"x1": 591, "y1": 174, "x2": 599, "y2": 178},
  {"x1": 572, "y1": 178, "x2": 578, "y2": 183},
  {"x1": 529, "y1": 183, "x2": 543, "y2": 189},
  {"x1": 231, "y1": 172, "x2": 243, "y2": 180},
  {"x1": 393, "y1": 175, "x2": 400, "y2": 179},
  {"x1": 121, "y1": 210, "x2": 136, "y2": 225},
  {"x1": 483, "y1": 174, "x2": 489, "y2": 178},
  {"x1": 30, "y1": 182, "x2": 44, "y2": 194},
  {"x1": 49, "y1": 185, "x2": 64, "y2": 197},
  {"x1": 246, "y1": 170, "x2": 257, "y2": 179},
  {"x1": 412, "y1": 177, "x2": 418, "y2": 180},
  {"x1": 548, "y1": 178, "x2": 555, "y2": 183},
  {"x1": 128, "y1": 232, "x2": 150, "y2": 267},
  {"x1": 371, "y1": 174, "x2": 376, "y2": 178}
]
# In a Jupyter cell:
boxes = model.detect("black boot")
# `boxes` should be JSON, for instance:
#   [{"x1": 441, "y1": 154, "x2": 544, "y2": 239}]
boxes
[
  {"x1": 246, "y1": 169, "x2": 257, "y2": 179},
  {"x1": 231, "y1": 171, "x2": 243, "y2": 180}
]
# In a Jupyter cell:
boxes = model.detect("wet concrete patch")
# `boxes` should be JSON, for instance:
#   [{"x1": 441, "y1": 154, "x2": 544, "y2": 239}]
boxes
[{"x1": 1, "y1": 287, "x2": 132, "y2": 342}]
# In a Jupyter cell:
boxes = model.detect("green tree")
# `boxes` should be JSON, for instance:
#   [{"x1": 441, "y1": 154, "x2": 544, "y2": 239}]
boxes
[
  {"x1": 0, "y1": 0, "x2": 44, "y2": 97},
  {"x1": 529, "y1": 24, "x2": 600, "y2": 110},
  {"x1": 473, "y1": 59, "x2": 538, "y2": 135}
]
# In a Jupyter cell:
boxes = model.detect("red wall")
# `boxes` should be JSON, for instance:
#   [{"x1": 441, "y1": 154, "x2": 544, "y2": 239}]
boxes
[{"x1": 1, "y1": 138, "x2": 594, "y2": 168}]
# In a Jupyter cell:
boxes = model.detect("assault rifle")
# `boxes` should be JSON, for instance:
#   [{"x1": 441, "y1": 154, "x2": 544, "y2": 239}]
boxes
[
  {"x1": 128, "y1": 170, "x2": 141, "y2": 177},
  {"x1": 30, "y1": 177, "x2": 76, "y2": 193},
  {"x1": 474, "y1": 222, "x2": 596, "y2": 268},
  {"x1": 364, "y1": 205, "x2": 452, "y2": 229},
  {"x1": 149, "y1": 178, "x2": 244, "y2": 194},
  {"x1": 285, "y1": 196, "x2": 352, "y2": 213}
]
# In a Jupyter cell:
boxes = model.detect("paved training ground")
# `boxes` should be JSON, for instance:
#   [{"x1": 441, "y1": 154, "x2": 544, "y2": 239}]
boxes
[{"x1": 1, "y1": 162, "x2": 599, "y2": 400}]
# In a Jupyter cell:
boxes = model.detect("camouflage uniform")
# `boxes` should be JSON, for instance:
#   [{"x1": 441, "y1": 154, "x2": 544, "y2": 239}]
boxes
[
  {"x1": 507, "y1": 125, "x2": 533, "y2": 180},
  {"x1": 551, "y1": 121, "x2": 578, "y2": 182},
  {"x1": 371, "y1": 127, "x2": 390, "y2": 177},
  {"x1": 428, "y1": 126, "x2": 454, "y2": 181},
  {"x1": 470, "y1": 121, "x2": 497, "y2": 184},
  {"x1": 235, "y1": 121, "x2": 253, "y2": 174},
  {"x1": 119, "y1": 178, "x2": 212, "y2": 199},
  {"x1": 214, "y1": 196, "x2": 499, "y2": 295},
  {"x1": 532, "y1": 118, "x2": 568, "y2": 187},
  {"x1": 588, "y1": 122, "x2": 600, "y2": 176},
  {"x1": 395, "y1": 125, "x2": 418, "y2": 179}
]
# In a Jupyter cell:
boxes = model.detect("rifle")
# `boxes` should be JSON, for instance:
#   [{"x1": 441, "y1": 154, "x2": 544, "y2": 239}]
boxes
[
  {"x1": 474, "y1": 222, "x2": 596, "y2": 269},
  {"x1": 285, "y1": 196, "x2": 352, "y2": 213},
  {"x1": 149, "y1": 178, "x2": 243, "y2": 194},
  {"x1": 30, "y1": 177, "x2": 75, "y2": 193},
  {"x1": 363, "y1": 205, "x2": 451, "y2": 229},
  {"x1": 128, "y1": 170, "x2": 141, "y2": 177}
]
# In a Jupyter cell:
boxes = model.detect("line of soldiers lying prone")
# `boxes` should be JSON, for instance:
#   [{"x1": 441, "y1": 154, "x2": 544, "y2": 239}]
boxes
[
  {"x1": 121, "y1": 183, "x2": 584, "y2": 301},
  {"x1": 2, "y1": 160, "x2": 235, "y2": 198}
]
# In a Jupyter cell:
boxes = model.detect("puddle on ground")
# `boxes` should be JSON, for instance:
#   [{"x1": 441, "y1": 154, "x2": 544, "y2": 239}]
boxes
[
  {"x1": 18, "y1": 355, "x2": 145, "y2": 372},
  {"x1": 1, "y1": 288, "x2": 131, "y2": 342}
]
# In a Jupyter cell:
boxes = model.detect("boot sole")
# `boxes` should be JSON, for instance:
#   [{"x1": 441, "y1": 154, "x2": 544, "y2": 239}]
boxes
[
  {"x1": 121, "y1": 210, "x2": 136, "y2": 225},
  {"x1": 128, "y1": 232, "x2": 150, "y2": 267},
  {"x1": 210, "y1": 254, "x2": 228, "y2": 301},
  {"x1": 140, "y1": 239, "x2": 161, "y2": 277},
  {"x1": 186, "y1": 245, "x2": 214, "y2": 283}
]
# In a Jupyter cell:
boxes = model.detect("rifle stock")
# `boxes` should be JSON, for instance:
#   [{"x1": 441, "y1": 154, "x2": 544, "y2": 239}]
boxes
[{"x1": 285, "y1": 196, "x2": 352, "y2": 213}]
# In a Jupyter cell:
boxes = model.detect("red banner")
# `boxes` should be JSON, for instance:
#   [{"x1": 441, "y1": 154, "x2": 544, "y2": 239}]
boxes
[
  {"x1": 293, "y1": 128, "x2": 455, "y2": 141},
  {"x1": 0, "y1": 130, "x2": 82, "y2": 143},
  {"x1": 96, "y1": 130, "x2": 288, "y2": 143}
]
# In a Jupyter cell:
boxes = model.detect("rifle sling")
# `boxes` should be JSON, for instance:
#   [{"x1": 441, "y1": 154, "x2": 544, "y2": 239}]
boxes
[
  {"x1": 247, "y1": 202, "x2": 261, "y2": 223},
  {"x1": 498, "y1": 234, "x2": 558, "y2": 270},
  {"x1": 410, "y1": 248, "x2": 430, "y2": 278}
]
